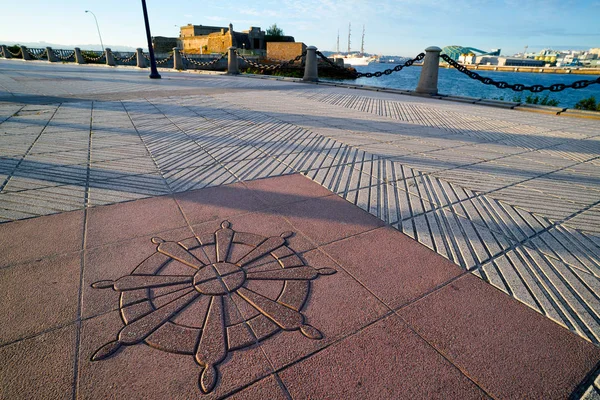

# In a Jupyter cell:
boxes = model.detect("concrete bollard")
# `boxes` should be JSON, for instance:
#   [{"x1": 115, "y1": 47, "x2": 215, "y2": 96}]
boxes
[
  {"x1": 227, "y1": 47, "x2": 239, "y2": 75},
  {"x1": 303, "y1": 46, "x2": 318, "y2": 82},
  {"x1": 136, "y1": 48, "x2": 146, "y2": 68},
  {"x1": 105, "y1": 48, "x2": 116, "y2": 66},
  {"x1": 20, "y1": 46, "x2": 32, "y2": 60},
  {"x1": 74, "y1": 48, "x2": 85, "y2": 64},
  {"x1": 1, "y1": 45, "x2": 11, "y2": 59},
  {"x1": 415, "y1": 46, "x2": 442, "y2": 95},
  {"x1": 46, "y1": 47, "x2": 56, "y2": 62},
  {"x1": 173, "y1": 47, "x2": 184, "y2": 70}
]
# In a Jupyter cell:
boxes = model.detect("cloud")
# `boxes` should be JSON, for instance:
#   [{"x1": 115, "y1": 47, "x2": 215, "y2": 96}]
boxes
[{"x1": 239, "y1": 8, "x2": 282, "y2": 18}]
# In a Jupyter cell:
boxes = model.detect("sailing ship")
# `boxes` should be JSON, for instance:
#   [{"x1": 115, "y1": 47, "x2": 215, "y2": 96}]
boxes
[{"x1": 331, "y1": 24, "x2": 377, "y2": 66}]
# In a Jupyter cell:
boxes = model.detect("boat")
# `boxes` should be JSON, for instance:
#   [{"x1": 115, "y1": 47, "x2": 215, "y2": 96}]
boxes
[
  {"x1": 335, "y1": 54, "x2": 377, "y2": 66},
  {"x1": 330, "y1": 24, "x2": 377, "y2": 67}
]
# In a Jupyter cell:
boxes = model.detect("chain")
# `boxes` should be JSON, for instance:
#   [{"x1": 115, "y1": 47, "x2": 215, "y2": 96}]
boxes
[
  {"x1": 82, "y1": 51, "x2": 106, "y2": 62},
  {"x1": 235, "y1": 50, "x2": 305, "y2": 70},
  {"x1": 315, "y1": 51, "x2": 349, "y2": 71},
  {"x1": 143, "y1": 52, "x2": 174, "y2": 64},
  {"x1": 8, "y1": 48, "x2": 22, "y2": 57},
  {"x1": 353, "y1": 53, "x2": 426, "y2": 78},
  {"x1": 181, "y1": 52, "x2": 226, "y2": 67},
  {"x1": 26, "y1": 48, "x2": 47, "y2": 60},
  {"x1": 53, "y1": 50, "x2": 75, "y2": 61},
  {"x1": 156, "y1": 53, "x2": 174, "y2": 65},
  {"x1": 113, "y1": 52, "x2": 136, "y2": 63},
  {"x1": 440, "y1": 54, "x2": 600, "y2": 92}
]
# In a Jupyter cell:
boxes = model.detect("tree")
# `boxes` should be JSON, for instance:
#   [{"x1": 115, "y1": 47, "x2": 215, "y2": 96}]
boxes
[{"x1": 266, "y1": 24, "x2": 284, "y2": 37}]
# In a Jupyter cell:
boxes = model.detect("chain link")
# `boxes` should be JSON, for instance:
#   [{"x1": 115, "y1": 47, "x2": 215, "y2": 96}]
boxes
[
  {"x1": 180, "y1": 52, "x2": 227, "y2": 67},
  {"x1": 113, "y1": 52, "x2": 136, "y2": 63},
  {"x1": 8, "y1": 48, "x2": 22, "y2": 57},
  {"x1": 315, "y1": 51, "x2": 350, "y2": 71},
  {"x1": 355, "y1": 53, "x2": 425, "y2": 78},
  {"x1": 143, "y1": 52, "x2": 174, "y2": 64},
  {"x1": 440, "y1": 54, "x2": 600, "y2": 92},
  {"x1": 26, "y1": 48, "x2": 47, "y2": 60},
  {"x1": 235, "y1": 49, "x2": 306, "y2": 70},
  {"x1": 53, "y1": 50, "x2": 75, "y2": 61},
  {"x1": 82, "y1": 51, "x2": 106, "y2": 62}
]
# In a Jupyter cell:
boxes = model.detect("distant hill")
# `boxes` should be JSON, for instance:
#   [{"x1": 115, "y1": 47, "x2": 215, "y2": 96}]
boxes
[{"x1": 0, "y1": 40, "x2": 139, "y2": 52}]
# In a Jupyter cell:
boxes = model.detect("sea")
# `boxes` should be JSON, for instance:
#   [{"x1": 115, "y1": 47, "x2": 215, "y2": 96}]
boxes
[{"x1": 322, "y1": 63, "x2": 600, "y2": 109}]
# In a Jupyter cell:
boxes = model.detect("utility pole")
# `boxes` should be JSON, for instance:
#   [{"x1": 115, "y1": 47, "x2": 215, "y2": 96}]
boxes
[
  {"x1": 84, "y1": 10, "x2": 104, "y2": 53},
  {"x1": 140, "y1": 0, "x2": 161, "y2": 79},
  {"x1": 347, "y1": 23, "x2": 351, "y2": 54},
  {"x1": 336, "y1": 30, "x2": 339, "y2": 53}
]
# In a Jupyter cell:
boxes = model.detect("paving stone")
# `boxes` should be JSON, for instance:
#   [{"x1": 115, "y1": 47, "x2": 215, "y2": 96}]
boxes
[
  {"x1": 242, "y1": 173, "x2": 333, "y2": 207},
  {"x1": 0, "y1": 324, "x2": 77, "y2": 399},
  {"x1": 255, "y1": 248, "x2": 388, "y2": 370},
  {"x1": 279, "y1": 314, "x2": 488, "y2": 399},
  {"x1": 270, "y1": 193, "x2": 385, "y2": 246},
  {"x1": 77, "y1": 311, "x2": 274, "y2": 399},
  {"x1": 0, "y1": 209, "x2": 83, "y2": 267},
  {"x1": 0, "y1": 253, "x2": 81, "y2": 344},
  {"x1": 226, "y1": 375, "x2": 289, "y2": 399},
  {"x1": 399, "y1": 273, "x2": 600, "y2": 399},
  {"x1": 323, "y1": 226, "x2": 463, "y2": 309},
  {"x1": 86, "y1": 194, "x2": 187, "y2": 247}
]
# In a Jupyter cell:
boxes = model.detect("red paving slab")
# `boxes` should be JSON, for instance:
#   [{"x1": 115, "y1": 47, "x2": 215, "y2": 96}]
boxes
[
  {"x1": 243, "y1": 173, "x2": 333, "y2": 207},
  {"x1": 174, "y1": 182, "x2": 266, "y2": 225},
  {"x1": 86, "y1": 195, "x2": 187, "y2": 247},
  {"x1": 0, "y1": 252, "x2": 81, "y2": 344},
  {"x1": 399, "y1": 273, "x2": 600, "y2": 399},
  {"x1": 279, "y1": 314, "x2": 489, "y2": 399},
  {"x1": 226, "y1": 375, "x2": 289, "y2": 400},
  {"x1": 81, "y1": 227, "x2": 194, "y2": 319},
  {"x1": 323, "y1": 226, "x2": 464, "y2": 309},
  {"x1": 0, "y1": 174, "x2": 598, "y2": 399},
  {"x1": 0, "y1": 209, "x2": 83, "y2": 268},
  {"x1": 0, "y1": 324, "x2": 77, "y2": 399},
  {"x1": 270, "y1": 193, "x2": 386, "y2": 245}
]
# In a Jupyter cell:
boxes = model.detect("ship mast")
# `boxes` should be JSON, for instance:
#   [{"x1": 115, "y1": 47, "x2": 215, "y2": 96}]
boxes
[
  {"x1": 360, "y1": 25, "x2": 365, "y2": 55},
  {"x1": 347, "y1": 22, "x2": 351, "y2": 54}
]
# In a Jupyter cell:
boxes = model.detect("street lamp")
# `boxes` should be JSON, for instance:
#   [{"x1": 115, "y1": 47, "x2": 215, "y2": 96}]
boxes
[
  {"x1": 140, "y1": 0, "x2": 161, "y2": 79},
  {"x1": 84, "y1": 10, "x2": 104, "y2": 53}
]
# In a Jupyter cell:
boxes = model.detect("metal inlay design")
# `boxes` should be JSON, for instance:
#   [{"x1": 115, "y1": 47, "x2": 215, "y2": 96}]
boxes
[{"x1": 90, "y1": 221, "x2": 335, "y2": 394}]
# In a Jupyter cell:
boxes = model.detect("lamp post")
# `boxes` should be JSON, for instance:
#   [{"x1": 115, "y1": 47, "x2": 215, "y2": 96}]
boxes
[
  {"x1": 84, "y1": 10, "x2": 104, "y2": 53},
  {"x1": 140, "y1": 0, "x2": 161, "y2": 79}
]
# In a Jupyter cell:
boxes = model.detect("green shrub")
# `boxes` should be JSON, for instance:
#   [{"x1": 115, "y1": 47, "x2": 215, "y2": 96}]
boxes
[
  {"x1": 512, "y1": 94, "x2": 559, "y2": 106},
  {"x1": 574, "y1": 96, "x2": 600, "y2": 112}
]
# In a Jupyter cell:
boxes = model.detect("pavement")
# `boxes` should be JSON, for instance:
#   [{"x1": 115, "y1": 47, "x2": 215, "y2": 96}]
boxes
[{"x1": 1, "y1": 59, "x2": 600, "y2": 399}]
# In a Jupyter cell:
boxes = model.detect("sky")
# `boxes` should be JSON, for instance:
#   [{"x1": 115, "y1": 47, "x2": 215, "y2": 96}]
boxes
[{"x1": 1, "y1": 0, "x2": 599, "y2": 56}]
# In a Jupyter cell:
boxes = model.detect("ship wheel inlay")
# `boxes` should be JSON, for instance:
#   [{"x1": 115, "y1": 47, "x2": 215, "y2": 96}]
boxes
[{"x1": 90, "y1": 221, "x2": 336, "y2": 394}]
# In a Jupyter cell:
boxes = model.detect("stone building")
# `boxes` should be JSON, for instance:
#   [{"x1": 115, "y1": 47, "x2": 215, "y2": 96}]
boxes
[
  {"x1": 266, "y1": 42, "x2": 306, "y2": 61},
  {"x1": 177, "y1": 23, "x2": 294, "y2": 55},
  {"x1": 152, "y1": 36, "x2": 178, "y2": 53}
]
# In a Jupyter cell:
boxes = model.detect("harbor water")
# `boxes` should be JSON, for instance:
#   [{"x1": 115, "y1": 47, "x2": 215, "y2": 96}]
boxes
[{"x1": 323, "y1": 63, "x2": 600, "y2": 109}]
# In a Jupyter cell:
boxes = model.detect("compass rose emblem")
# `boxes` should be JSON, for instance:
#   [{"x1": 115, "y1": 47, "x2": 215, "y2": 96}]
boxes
[{"x1": 91, "y1": 221, "x2": 336, "y2": 394}]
